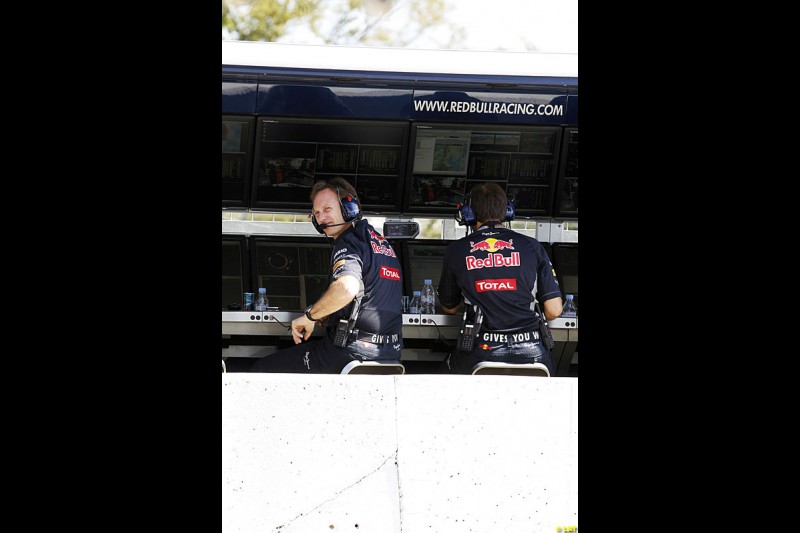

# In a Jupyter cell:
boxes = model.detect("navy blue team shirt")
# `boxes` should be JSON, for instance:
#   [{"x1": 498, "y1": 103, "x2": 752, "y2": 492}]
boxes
[
  {"x1": 437, "y1": 223, "x2": 561, "y2": 332},
  {"x1": 327, "y1": 219, "x2": 404, "y2": 339}
]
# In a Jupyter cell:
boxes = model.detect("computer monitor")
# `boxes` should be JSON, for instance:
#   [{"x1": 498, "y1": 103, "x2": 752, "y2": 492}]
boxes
[
  {"x1": 250, "y1": 117, "x2": 409, "y2": 213},
  {"x1": 222, "y1": 115, "x2": 255, "y2": 208},
  {"x1": 222, "y1": 235, "x2": 251, "y2": 310},
  {"x1": 553, "y1": 128, "x2": 578, "y2": 217},
  {"x1": 400, "y1": 239, "x2": 460, "y2": 314},
  {"x1": 404, "y1": 123, "x2": 562, "y2": 217},
  {"x1": 551, "y1": 243, "x2": 578, "y2": 308}
]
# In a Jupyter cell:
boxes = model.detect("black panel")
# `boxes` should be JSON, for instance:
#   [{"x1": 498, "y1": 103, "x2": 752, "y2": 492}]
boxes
[
  {"x1": 249, "y1": 236, "x2": 333, "y2": 312},
  {"x1": 404, "y1": 123, "x2": 562, "y2": 217},
  {"x1": 222, "y1": 115, "x2": 255, "y2": 208},
  {"x1": 400, "y1": 240, "x2": 458, "y2": 314},
  {"x1": 553, "y1": 128, "x2": 578, "y2": 217},
  {"x1": 251, "y1": 117, "x2": 409, "y2": 213},
  {"x1": 551, "y1": 243, "x2": 578, "y2": 309},
  {"x1": 222, "y1": 235, "x2": 251, "y2": 310}
]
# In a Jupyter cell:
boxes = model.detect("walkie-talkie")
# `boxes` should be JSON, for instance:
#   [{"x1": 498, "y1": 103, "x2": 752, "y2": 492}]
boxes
[
  {"x1": 535, "y1": 301, "x2": 555, "y2": 350},
  {"x1": 456, "y1": 305, "x2": 483, "y2": 352},
  {"x1": 333, "y1": 297, "x2": 362, "y2": 348}
]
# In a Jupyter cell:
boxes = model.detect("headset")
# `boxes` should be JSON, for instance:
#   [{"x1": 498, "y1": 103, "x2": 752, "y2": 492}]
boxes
[
  {"x1": 311, "y1": 186, "x2": 362, "y2": 234},
  {"x1": 455, "y1": 193, "x2": 515, "y2": 227}
]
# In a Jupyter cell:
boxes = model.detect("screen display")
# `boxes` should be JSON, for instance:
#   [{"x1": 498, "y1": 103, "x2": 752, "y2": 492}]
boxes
[
  {"x1": 551, "y1": 243, "x2": 578, "y2": 306},
  {"x1": 222, "y1": 236, "x2": 250, "y2": 310},
  {"x1": 250, "y1": 237, "x2": 333, "y2": 311},
  {"x1": 554, "y1": 128, "x2": 578, "y2": 217},
  {"x1": 401, "y1": 240, "x2": 458, "y2": 314},
  {"x1": 405, "y1": 123, "x2": 562, "y2": 216},
  {"x1": 222, "y1": 116, "x2": 254, "y2": 208},
  {"x1": 252, "y1": 118, "x2": 409, "y2": 213}
]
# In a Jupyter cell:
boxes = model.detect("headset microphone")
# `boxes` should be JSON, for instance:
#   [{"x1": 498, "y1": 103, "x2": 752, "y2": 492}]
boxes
[{"x1": 316, "y1": 221, "x2": 348, "y2": 230}]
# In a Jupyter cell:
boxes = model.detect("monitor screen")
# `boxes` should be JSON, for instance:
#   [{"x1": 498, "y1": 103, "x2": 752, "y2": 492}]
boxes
[
  {"x1": 404, "y1": 123, "x2": 562, "y2": 216},
  {"x1": 249, "y1": 236, "x2": 333, "y2": 312},
  {"x1": 554, "y1": 128, "x2": 578, "y2": 217},
  {"x1": 251, "y1": 118, "x2": 408, "y2": 213},
  {"x1": 222, "y1": 115, "x2": 255, "y2": 208},
  {"x1": 551, "y1": 243, "x2": 578, "y2": 306},
  {"x1": 222, "y1": 235, "x2": 251, "y2": 310},
  {"x1": 401, "y1": 240, "x2": 460, "y2": 314}
]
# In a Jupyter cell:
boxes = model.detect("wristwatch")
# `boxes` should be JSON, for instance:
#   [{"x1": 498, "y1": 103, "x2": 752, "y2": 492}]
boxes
[{"x1": 304, "y1": 305, "x2": 317, "y2": 321}]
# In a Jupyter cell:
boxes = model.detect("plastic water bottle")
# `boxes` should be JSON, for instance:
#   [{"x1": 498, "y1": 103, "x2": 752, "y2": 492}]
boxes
[
  {"x1": 409, "y1": 290, "x2": 421, "y2": 314},
  {"x1": 561, "y1": 294, "x2": 577, "y2": 318},
  {"x1": 255, "y1": 287, "x2": 269, "y2": 311},
  {"x1": 420, "y1": 279, "x2": 436, "y2": 314}
]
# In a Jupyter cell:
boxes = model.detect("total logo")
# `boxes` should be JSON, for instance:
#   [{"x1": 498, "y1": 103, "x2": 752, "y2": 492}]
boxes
[
  {"x1": 469, "y1": 238, "x2": 514, "y2": 253},
  {"x1": 380, "y1": 265, "x2": 401, "y2": 280},
  {"x1": 476, "y1": 278, "x2": 517, "y2": 292}
]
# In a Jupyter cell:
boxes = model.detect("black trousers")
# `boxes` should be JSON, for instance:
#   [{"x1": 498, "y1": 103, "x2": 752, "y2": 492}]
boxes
[
  {"x1": 440, "y1": 339, "x2": 554, "y2": 375},
  {"x1": 250, "y1": 336, "x2": 354, "y2": 374}
]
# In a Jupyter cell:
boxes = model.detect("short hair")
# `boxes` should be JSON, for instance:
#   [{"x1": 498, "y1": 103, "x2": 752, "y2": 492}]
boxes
[
  {"x1": 310, "y1": 177, "x2": 358, "y2": 204},
  {"x1": 467, "y1": 182, "x2": 508, "y2": 223}
]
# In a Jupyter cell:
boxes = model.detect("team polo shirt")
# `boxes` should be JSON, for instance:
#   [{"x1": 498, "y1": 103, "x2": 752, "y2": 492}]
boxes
[
  {"x1": 328, "y1": 219, "x2": 404, "y2": 338},
  {"x1": 437, "y1": 224, "x2": 561, "y2": 332}
]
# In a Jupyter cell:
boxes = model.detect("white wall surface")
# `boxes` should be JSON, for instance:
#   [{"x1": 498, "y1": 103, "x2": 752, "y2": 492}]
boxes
[{"x1": 222, "y1": 374, "x2": 578, "y2": 532}]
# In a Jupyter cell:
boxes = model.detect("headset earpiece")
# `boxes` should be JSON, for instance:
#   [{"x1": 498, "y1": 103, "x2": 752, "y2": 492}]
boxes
[
  {"x1": 339, "y1": 189, "x2": 361, "y2": 223},
  {"x1": 455, "y1": 196, "x2": 514, "y2": 226},
  {"x1": 456, "y1": 203, "x2": 477, "y2": 227},
  {"x1": 504, "y1": 199, "x2": 515, "y2": 222}
]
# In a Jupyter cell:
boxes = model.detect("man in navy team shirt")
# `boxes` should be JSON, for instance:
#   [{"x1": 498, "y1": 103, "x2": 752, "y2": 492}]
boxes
[
  {"x1": 251, "y1": 177, "x2": 404, "y2": 373},
  {"x1": 437, "y1": 182, "x2": 562, "y2": 374}
]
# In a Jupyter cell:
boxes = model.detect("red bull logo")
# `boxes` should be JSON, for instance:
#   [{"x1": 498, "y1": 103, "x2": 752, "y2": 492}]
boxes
[
  {"x1": 369, "y1": 229, "x2": 396, "y2": 257},
  {"x1": 466, "y1": 252, "x2": 520, "y2": 270},
  {"x1": 469, "y1": 238, "x2": 514, "y2": 253}
]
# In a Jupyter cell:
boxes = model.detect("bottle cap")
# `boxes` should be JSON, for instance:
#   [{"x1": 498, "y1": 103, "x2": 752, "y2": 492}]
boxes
[
  {"x1": 424, "y1": 279, "x2": 432, "y2": 284},
  {"x1": 258, "y1": 287, "x2": 267, "y2": 293},
  {"x1": 566, "y1": 294, "x2": 573, "y2": 299},
  {"x1": 413, "y1": 290, "x2": 421, "y2": 296}
]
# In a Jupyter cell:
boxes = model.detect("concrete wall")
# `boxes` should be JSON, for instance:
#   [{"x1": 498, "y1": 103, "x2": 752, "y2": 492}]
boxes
[{"x1": 222, "y1": 374, "x2": 578, "y2": 532}]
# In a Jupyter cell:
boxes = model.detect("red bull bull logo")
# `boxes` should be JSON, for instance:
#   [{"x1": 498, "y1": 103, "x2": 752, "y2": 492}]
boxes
[
  {"x1": 469, "y1": 238, "x2": 514, "y2": 253},
  {"x1": 369, "y1": 229, "x2": 387, "y2": 245}
]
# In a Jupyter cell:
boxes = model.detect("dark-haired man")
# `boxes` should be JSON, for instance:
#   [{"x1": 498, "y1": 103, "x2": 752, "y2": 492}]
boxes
[{"x1": 437, "y1": 182, "x2": 562, "y2": 374}]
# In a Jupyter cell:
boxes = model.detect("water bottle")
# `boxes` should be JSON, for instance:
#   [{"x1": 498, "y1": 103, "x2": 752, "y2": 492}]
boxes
[
  {"x1": 561, "y1": 294, "x2": 577, "y2": 318},
  {"x1": 409, "y1": 290, "x2": 421, "y2": 314},
  {"x1": 255, "y1": 287, "x2": 269, "y2": 311},
  {"x1": 420, "y1": 279, "x2": 436, "y2": 314}
]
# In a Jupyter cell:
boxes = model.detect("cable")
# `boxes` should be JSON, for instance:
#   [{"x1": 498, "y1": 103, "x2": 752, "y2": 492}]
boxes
[
  {"x1": 425, "y1": 317, "x2": 454, "y2": 347},
  {"x1": 267, "y1": 315, "x2": 292, "y2": 332}
]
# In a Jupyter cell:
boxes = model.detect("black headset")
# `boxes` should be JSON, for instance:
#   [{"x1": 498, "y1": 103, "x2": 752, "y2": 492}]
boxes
[
  {"x1": 456, "y1": 192, "x2": 515, "y2": 227},
  {"x1": 311, "y1": 186, "x2": 362, "y2": 234}
]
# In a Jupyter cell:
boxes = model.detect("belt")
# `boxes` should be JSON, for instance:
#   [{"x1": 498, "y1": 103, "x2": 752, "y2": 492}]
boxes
[
  {"x1": 478, "y1": 328, "x2": 540, "y2": 346},
  {"x1": 354, "y1": 330, "x2": 401, "y2": 345}
]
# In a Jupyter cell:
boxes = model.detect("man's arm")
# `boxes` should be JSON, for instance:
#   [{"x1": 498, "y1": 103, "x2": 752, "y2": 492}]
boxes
[
  {"x1": 291, "y1": 275, "x2": 361, "y2": 343},
  {"x1": 440, "y1": 298, "x2": 463, "y2": 315},
  {"x1": 542, "y1": 296, "x2": 563, "y2": 322}
]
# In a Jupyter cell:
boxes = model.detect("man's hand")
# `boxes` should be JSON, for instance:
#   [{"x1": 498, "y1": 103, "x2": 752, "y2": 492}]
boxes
[{"x1": 291, "y1": 315, "x2": 316, "y2": 344}]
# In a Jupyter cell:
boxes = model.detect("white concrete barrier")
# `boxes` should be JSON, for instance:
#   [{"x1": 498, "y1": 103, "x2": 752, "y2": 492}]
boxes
[{"x1": 222, "y1": 374, "x2": 578, "y2": 532}]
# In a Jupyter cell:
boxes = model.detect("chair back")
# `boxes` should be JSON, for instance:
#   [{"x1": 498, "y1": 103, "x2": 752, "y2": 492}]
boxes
[
  {"x1": 471, "y1": 361, "x2": 550, "y2": 377},
  {"x1": 341, "y1": 360, "x2": 406, "y2": 375}
]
